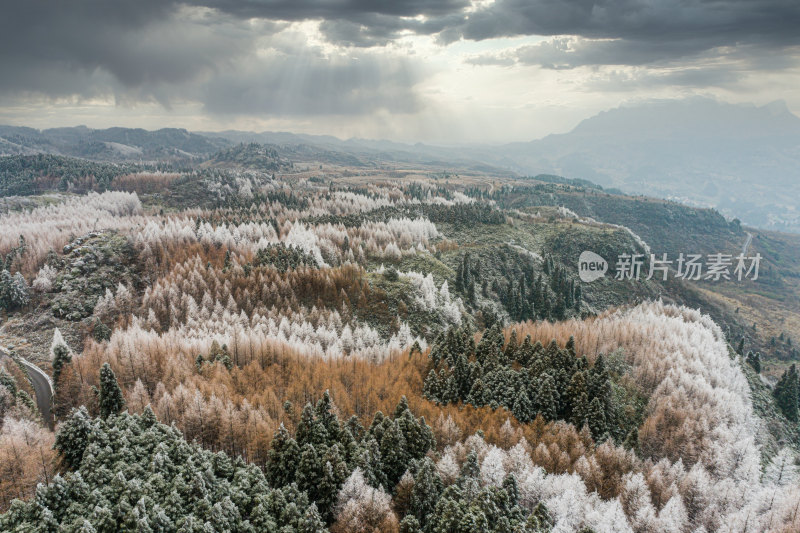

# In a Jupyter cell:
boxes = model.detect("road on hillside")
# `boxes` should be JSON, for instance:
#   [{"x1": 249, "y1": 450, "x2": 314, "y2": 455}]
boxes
[
  {"x1": 743, "y1": 232, "x2": 753, "y2": 255},
  {"x1": 0, "y1": 345, "x2": 54, "y2": 430}
]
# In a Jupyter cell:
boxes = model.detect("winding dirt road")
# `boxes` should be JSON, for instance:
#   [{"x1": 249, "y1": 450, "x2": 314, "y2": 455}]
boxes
[{"x1": 0, "y1": 344, "x2": 54, "y2": 430}]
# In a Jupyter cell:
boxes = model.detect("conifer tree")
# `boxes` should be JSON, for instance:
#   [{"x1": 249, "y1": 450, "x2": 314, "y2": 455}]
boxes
[
  {"x1": 400, "y1": 515, "x2": 422, "y2": 533},
  {"x1": 52, "y1": 343, "x2": 72, "y2": 387},
  {"x1": 571, "y1": 392, "x2": 591, "y2": 429},
  {"x1": 468, "y1": 378, "x2": 488, "y2": 407},
  {"x1": 533, "y1": 373, "x2": 559, "y2": 421},
  {"x1": 587, "y1": 396, "x2": 608, "y2": 440},
  {"x1": 746, "y1": 351, "x2": 761, "y2": 373},
  {"x1": 410, "y1": 457, "x2": 443, "y2": 526},
  {"x1": 98, "y1": 363, "x2": 125, "y2": 418},
  {"x1": 459, "y1": 450, "x2": 480, "y2": 481},
  {"x1": 379, "y1": 420, "x2": 408, "y2": 488},
  {"x1": 315, "y1": 390, "x2": 341, "y2": 443},
  {"x1": 512, "y1": 388, "x2": 534, "y2": 423},
  {"x1": 736, "y1": 338, "x2": 745, "y2": 355},
  {"x1": 297, "y1": 443, "x2": 322, "y2": 500},
  {"x1": 774, "y1": 364, "x2": 799, "y2": 422},
  {"x1": 266, "y1": 424, "x2": 300, "y2": 487},
  {"x1": 54, "y1": 406, "x2": 94, "y2": 469}
]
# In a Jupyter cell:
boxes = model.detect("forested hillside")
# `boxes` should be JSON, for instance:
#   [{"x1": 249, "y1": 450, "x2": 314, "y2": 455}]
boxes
[{"x1": 1, "y1": 149, "x2": 799, "y2": 532}]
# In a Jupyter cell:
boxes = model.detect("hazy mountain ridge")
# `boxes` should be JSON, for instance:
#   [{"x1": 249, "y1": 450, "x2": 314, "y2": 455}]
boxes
[
  {"x1": 3, "y1": 98, "x2": 799, "y2": 230},
  {"x1": 0, "y1": 125, "x2": 230, "y2": 161},
  {"x1": 496, "y1": 98, "x2": 800, "y2": 232},
  {"x1": 200, "y1": 99, "x2": 800, "y2": 232}
]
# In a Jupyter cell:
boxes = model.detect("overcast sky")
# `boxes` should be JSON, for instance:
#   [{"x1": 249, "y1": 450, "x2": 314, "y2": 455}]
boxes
[{"x1": 2, "y1": 0, "x2": 799, "y2": 143}]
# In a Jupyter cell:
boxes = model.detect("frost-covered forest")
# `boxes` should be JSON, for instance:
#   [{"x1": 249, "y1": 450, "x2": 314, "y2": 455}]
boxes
[{"x1": 1, "y1": 156, "x2": 800, "y2": 532}]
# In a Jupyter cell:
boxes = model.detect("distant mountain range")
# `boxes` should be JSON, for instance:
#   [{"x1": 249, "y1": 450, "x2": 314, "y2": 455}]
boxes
[
  {"x1": 491, "y1": 98, "x2": 800, "y2": 232},
  {"x1": 2, "y1": 97, "x2": 799, "y2": 231},
  {"x1": 0, "y1": 125, "x2": 228, "y2": 160}
]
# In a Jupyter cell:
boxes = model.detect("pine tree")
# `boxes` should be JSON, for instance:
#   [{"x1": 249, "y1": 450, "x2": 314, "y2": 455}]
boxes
[
  {"x1": 0, "y1": 269, "x2": 14, "y2": 309},
  {"x1": 774, "y1": 364, "x2": 799, "y2": 422},
  {"x1": 565, "y1": 335, "x2": 576, "y2": 357},
  {"x1": 453, "y1": 354, "x2": 473, "y2": 399},
  {"x1": 746, "y1": 351, "x2": 761, "y2": 373},
  {"x1": 317, "y1": 460, "x2": 343, "y2": 523},
  {"x1": 587, "y1": 396, "x2": 608, "y2": 440},
  {"x1": 505, "y1": 330, "x2": 519, "y2": 361},
  {"x1": 297, "y1": 403, "x2": 327, "y2": 447},
  {"x1": 400, "y1": 515, "x2": 422, "y2": 533},
  {"x1": 571, "y1": 392, "x2": 591, "y2": 430},
  {"x1": 410, "y1": 457, "x2": 443, "y2": 526},
  {"x1": 459, "y1": 450, "x2": 480, "y2": 481},
  {"x1": 379, "y1": 420, "x2": 408, "y2": 487},
  {"x1": 297, "y1": 443, "x2": 322, "y2": 500},
  {"x1": 422, "y1": 368, "x2": 444, "y2": 403},
  {"x1": 315, "y1": 390, "x2": 341, "y2": 443},
  {"x1": 52, "y1": 343, "x2": 72, "y2": 387},
  {"x1": 355, "y1": 436, "x2": 387, "y2": 490},
  {"x1": 468, "y1": 378, "x2": 488, "y2": 407},
  {"x1": 565, "y1": 370, "x2": 588, "y2": 421},
  {"x1": 54, "y1": 406, "x2": 94, "y2": 468},
  {"x1": 98, "y1": 363, "x2": 125, "y2": 418},
  {"x1": 527, "y1": 502, "x2": 554, "y2": 532},
  {"x1": 9, "y1": 272, "x2": 30, "y2": 308},
  {"x1": 512, "y1": 388, "x2": 534, "y2": 423},
  {"x1": 533, "y1": 373, "x2": 559, "y2": 421},
  {"x1": 266, "y1": 424, "x2": 300, "y2": 487}
]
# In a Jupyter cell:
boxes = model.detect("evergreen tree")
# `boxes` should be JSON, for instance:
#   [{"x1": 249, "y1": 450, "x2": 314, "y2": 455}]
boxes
[
  {"x1": 266, "y1": 424, "x2": 300, "y2": 487},
  {"x1": 459, "y1": 450, "x2": 480, "y2": 482},
  {"x1": 296, "y1": 443, "x2": 322, "y2": 500},
  {"x1": 533, "y1": 373, "x2": 560, "y2": 421},
  {"x1": 400, "y1": 515, "x2": 422, "y2": 533},
  {"x1": 410, "y1": 457, "x2": 443, "y2": 526},
  {"x1": 315, "y1": 390, "x2": 341, "y2": 443},
  {"x1": 527, "y1": 502, "x2": 554, "y2": 532},
  {"x1": 468, "y1": 378, "x2": 488, "y2": 407},
  {"x1": 453, "y1": 353, "x2": 473, "y2": 399},
  {"x1": 9, "y1": 272, "x2": 30, "y2": 308},
  {"x1": 355, "y1": 436, "x2": 387, "y2": 490},
  {"x1": 746, "y1": 351, "x2": 762, "y2": 373},
  {"x1": 502, "y1": 474, "x2": 519, "y2": 506},
  {"x1": 98, "y1": 363, "x2": 125, "y2": 418},
  {"x1": 587, "y1": 397, "x2": 608, "y2": 440},
  {"x1": 512, "y1": 388, "x2": 534, "y2": 423},
  {"x1": 571, "y1": 392, "x2": 591, "y2": 430},
  {"x1": 565, "y1": 370, "x2": 588, "y2": 421},
  {"x1": 297, "y1": 403, "x2": 327, "y2": 447},
  {"x1": 379, "y1": 420, "x2": 408, "y2": 488},
  {"x1": 774, "y1": 364, "x2": 799, "y2": 422},
  {"x1": 53, "y1": 406, "x2": 94, "y2": 469},
  {"x1": 52, "y1": 343, "x2": 72, "y2": 387}
]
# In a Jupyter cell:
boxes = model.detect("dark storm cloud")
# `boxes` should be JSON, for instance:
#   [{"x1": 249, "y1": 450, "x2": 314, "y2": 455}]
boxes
[
  {"x1": 0, "y1": 0, "x2": 423, "y2": 115},
  {"x1": 0, "y1": 1, "x2": 252, "y2": 99},
  {"x1": 457, "y1": 0, "x2": 800, "y2": 47},
  {"x1": 196, "y1": 0, "x2": 470, "y2": 21},
  {"x1": 458, "y1": 0, "x2": 800, "y2": 72},
  {"x1": 2, "y1": 0, "x2": 800, "y2": 114},
  {"x1": 179, "y1": 0, "x2": 800, "y2": 59}
]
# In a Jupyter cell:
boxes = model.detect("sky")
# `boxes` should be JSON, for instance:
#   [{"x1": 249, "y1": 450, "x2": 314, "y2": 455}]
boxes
[{"x1": 2, "y1": 0, "x2": 800, "y2": 143}]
